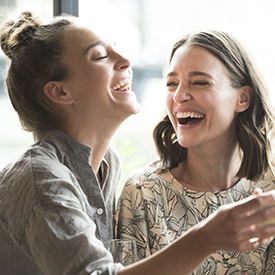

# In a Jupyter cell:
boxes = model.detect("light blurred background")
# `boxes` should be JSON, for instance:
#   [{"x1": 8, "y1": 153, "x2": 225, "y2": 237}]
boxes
[{"x1": 0, "y1": 0, "x2": 274, "y2": 194}]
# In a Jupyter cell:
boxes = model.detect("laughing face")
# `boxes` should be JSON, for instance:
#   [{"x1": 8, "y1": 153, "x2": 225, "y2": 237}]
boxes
[
  {"x1": 52, "y1": 25, "x2": 140, "y2": 129},
  {"x1": 165, "y1": 44, "x2": 250, "y2": 150}
]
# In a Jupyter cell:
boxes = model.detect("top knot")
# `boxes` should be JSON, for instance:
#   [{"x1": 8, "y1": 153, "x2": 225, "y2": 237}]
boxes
[{"x1": 0, "y1": 11, "x2": 42, "y2": 60}]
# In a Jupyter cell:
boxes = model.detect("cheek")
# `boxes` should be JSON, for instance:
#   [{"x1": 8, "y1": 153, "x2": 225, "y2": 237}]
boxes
[
  {"x1": 165, "y1": 95, "x2": 177, "y2": 127},
  {"x1": 81, "y1": 71, "x2": 110, "y2": 95},
  {"x1": 165, "y1": 94, "x2": 174, "y2": 112}
]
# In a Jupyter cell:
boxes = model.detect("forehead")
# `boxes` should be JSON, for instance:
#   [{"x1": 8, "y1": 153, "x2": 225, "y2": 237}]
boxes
[
  {"x1": 62, "y1": 25, "x2": 103, "y2": 50},
  {"x1": 169, "y1": 44, "x2": 226, "y2": 74}
]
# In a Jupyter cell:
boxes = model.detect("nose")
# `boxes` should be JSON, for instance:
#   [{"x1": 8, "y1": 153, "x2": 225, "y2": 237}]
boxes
[
  {"x1": 173, "y1": 85, "x2": 192, "y2": 104},
  {"x1": 114, "y1": 51, "x2": 132, "y2": 70}
]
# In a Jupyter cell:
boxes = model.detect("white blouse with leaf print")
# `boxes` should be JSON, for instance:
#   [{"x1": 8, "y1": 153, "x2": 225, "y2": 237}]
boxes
[{"x1": 117, "y1": 160, "x2": 275, "y2": 275}]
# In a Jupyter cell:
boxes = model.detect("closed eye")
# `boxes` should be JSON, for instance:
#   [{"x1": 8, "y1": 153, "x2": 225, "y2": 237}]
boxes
[
  {"x1": 95, "y1": 55, "x2": 108, "y2": 60},
  {"x1": 193, "y1": 81, "x2": 210, "y2": 86},
  {"x1": 166, "y1": 81, "x2": 178, "y2": 87}
]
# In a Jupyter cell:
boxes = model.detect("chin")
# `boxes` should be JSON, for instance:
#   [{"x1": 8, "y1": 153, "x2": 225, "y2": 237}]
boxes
[
  {"x1": 126, "y1": 98, "x2": 141, "y2": 114},
  {"x1": 177, "y1": 137, "x2": 196, "y2": 148},
  {"x1": 132, "y1": 103, "x2": 141, "y2": 114},
  {"x1": 126, "y1": 105, "x2": 141, "y2": 116}
]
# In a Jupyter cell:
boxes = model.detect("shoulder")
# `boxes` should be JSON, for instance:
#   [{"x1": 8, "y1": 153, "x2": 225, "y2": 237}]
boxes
[
  {"x1": 27, "y1": 141, "x2": 74, "y2": 181},
  {"x1": 254, "y1": 169, "x2": 275, "y2": 192},
  {"x1": 126, "y1": 160, "x2": 161, "y2": 184},
  {"x1": 0, "y1": 143, "x2": 58, "y2": 183},
  {"x1": 0, "y1": 145, "x2": 64, "y2": 234},
  {"x1": 121, "y1": 160, "x2": 171, "y2": 197},
  {"x1": 0, "y1": 141, "x2": 80, "y2": 202},
  {"x1": 0, "y1": 139, "x2": 87, "y2": 213}
]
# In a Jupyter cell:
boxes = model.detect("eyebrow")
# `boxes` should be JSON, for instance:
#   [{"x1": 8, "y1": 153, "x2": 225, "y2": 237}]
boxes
[
  {"x1": 83, "y1": 41, "x2": 105, "y2": 55},
  {"x1": 166, "y1": 71, "x2": 212, "y2": 78}
]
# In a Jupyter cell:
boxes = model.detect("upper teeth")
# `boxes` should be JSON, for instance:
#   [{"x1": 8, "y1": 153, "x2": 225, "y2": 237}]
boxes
[
  {"x1": 112, "y1": 79, "x2": 131, "y2": 90},
  {"x1": 176, "y1": 112, "x2": 204, "y2": 119}
]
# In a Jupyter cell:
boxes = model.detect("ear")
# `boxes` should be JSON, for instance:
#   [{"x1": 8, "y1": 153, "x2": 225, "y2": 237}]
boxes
[
  {"x1": 43, "y1": 81, "x2": 73, "y2": 105},
  {"x1": 235, "y1": 85, "x2": 252, "y2": 113}
]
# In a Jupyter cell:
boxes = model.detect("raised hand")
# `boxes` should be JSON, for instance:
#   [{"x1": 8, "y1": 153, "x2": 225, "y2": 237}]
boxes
[{"x1": 197, "y1": 190, "x2": 275, "y2": 252}]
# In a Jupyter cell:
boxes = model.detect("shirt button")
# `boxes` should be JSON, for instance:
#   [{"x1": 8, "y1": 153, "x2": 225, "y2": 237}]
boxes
[{"x1": 97, "y1": 208, "x2": 104, "y2": 215}]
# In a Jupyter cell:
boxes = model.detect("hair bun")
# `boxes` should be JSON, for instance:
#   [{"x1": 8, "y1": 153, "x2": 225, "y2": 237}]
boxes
[{"x1": 0, "y1": 11, "x2": 42, "y2": 59}]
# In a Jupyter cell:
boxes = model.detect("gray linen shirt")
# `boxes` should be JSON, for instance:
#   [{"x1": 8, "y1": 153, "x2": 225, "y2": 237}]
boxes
[{"x1": 0, "y1": 130, "x2": 123, "y2": 274}]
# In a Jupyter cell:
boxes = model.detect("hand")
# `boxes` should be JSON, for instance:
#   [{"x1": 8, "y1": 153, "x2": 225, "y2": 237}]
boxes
[
  {"x1": 253, "y1": 188, "x2": 275, "y2": 226},
  {"x1": 198, "y1": 190, "x2": 275, "y2": 252}
]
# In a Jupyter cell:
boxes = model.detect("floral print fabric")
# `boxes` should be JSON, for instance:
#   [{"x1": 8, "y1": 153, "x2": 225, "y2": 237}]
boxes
[{"x1": 117, "y1": 160, "x2": 275, "y2": 274}]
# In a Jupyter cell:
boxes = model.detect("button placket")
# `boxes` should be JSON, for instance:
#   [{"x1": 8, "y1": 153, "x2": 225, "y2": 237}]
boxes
[{"x1": 96, "y1": 208, "x2": 104, "y2": 215}]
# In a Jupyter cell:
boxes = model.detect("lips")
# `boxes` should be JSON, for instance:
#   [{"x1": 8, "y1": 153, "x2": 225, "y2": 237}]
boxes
[
  {"x1": 111, "y1": 79, "x2": 132, "y2": 92},
  {"x1": 176, "y1": 111, "x2": 205, "y2": 125}
]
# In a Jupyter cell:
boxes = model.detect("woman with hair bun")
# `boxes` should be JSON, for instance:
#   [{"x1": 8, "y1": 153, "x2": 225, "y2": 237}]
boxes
[{"x1": 1, "y1": 11, "x2": 275, "y2": 275}]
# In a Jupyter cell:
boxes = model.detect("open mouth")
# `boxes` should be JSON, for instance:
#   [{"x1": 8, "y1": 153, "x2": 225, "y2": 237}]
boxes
[
  {"x1": 111, "y1": 79, "x2": 132, "y2": 92},
  {"x1": 177, "y1": 111, "x2": 205, "y2": 125}
]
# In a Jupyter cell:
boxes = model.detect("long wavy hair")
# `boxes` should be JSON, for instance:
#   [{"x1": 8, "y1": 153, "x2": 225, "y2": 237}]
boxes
[{"x1": 153, "y1": 30, "x2": 275, "y2": 181}]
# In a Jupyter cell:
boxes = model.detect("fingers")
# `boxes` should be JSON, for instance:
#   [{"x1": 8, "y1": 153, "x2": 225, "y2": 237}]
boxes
[
  {"x1": 243, "y1": 191, "x2": 275, "y2": 229},
  {"x1": 244, "y1": 237, "x2": 273, "y2": 251},
  {"x1": 202, "y1": 190, "x2": 275, "y2": 253},
  {"x1": 227, "y1": 228, "x2": 274, "y2": 252},
  {"x1": 251, "y1": 239, "x2": 260, "y2": 250},
  {"x1": 239, "y1": 221, "x2": 275, "y2": 240},
  {"x1": 258, "y1": 237, "x2": 274, "y2": 247},
  {"x1": 235, "y1": 216, "x2": 275, "y2": 252},
  {"x1": 213, "y1": 191, "x2": 275, "y2": 251},
  {"x1": 231, "y1": 190, "x2": 275, "y2": 221}
]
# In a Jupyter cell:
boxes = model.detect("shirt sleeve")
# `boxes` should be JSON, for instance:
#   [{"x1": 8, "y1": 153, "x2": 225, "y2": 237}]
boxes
[
  {"x1": 1, "y1": 161, "x2": 123, "y2": 275},
  {"x1": 31, "y1": 177, "x2": 124, "y2": 275}
]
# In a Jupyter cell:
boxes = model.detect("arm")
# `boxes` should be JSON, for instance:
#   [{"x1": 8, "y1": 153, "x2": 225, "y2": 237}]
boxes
[
  {"x1": 24, "y1": 178, "x2": 122, "y2": 275},
  {"x1": 0, "y1": 159, "x2": 121, "y2": 275},
  {"x1": 117, "y1": 190, "x2": 275, "y2": 275}
]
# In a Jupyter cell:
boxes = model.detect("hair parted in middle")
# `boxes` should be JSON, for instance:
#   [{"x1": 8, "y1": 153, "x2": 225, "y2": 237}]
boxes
[{"x1": 153, "y1": 30, "x2": 275, "y2": 181}]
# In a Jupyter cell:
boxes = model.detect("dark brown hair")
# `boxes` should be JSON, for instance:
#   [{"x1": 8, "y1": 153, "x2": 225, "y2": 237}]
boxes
[
  {"x1": 153, "y1": 30, "x2": 275, "y2": 181},
  {"x1": 0, "y1": 11, "x2": 76, "y2": 137}
]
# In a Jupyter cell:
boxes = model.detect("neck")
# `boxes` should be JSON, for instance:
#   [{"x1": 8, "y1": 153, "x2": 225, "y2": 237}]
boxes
[
  {"x1": 172, "y1": 144, "x2": 242, "y2": 192},
  {"x1": 59, "y1": 120, "x2": 121, "y2": 174}
]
